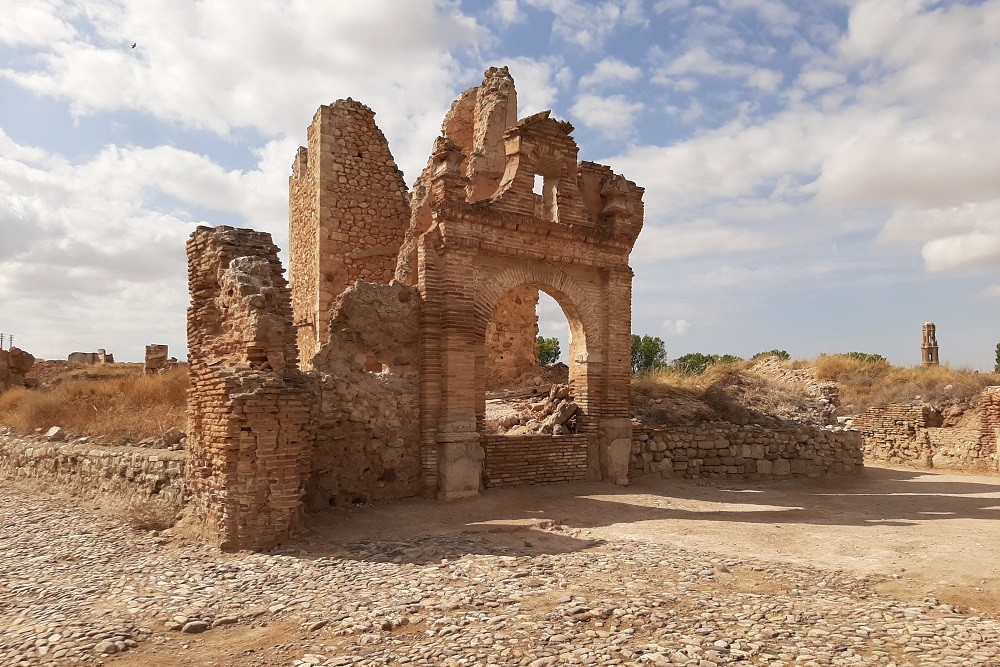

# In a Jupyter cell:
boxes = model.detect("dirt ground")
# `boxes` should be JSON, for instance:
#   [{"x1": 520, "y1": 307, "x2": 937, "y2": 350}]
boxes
[{"x1": 305, "y1": 463, "x2": 1000, "y2": 619}]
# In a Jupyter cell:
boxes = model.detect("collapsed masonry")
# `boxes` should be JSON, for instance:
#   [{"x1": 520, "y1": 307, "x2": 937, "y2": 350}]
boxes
[
  {"x1": 186, "y1": 67, "x2": 644, "y2": 549},
  {"x1": 68, "y1": 349, "x2": 114, "y2": 364},
  {"x1": 853, "y1": 387, "x2": 1000, "y2": 472},
  {"x1": 0, "y1": 347, "x2": 34, "y2": 393}
]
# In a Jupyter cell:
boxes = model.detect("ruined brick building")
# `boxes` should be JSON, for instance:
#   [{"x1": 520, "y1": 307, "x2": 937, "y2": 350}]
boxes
[{"x1": 185, "y1": 67, "x2": 645, "y2": 549}]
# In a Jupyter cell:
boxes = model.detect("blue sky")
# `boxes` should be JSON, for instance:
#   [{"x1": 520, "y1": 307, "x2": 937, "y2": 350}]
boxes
[{"x1": 0, "y1": 0, "x2": 998, "y2": 368}]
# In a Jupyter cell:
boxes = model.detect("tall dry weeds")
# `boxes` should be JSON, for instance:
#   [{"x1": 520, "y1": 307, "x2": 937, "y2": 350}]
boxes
[{"x1": 0, "y1": 366, "x2": 187, "y2": 440}]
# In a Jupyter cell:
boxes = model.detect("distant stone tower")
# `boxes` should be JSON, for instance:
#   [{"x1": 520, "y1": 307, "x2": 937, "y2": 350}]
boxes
[{"x1": 921, "y1": 322, "x2": 939, "y2": 366}]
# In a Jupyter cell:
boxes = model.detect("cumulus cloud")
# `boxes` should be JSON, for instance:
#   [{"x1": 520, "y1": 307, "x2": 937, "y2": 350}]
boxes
[
  {"x1": 504, "y1": 57, "x2": 572, "y2": 117},
  {"x1": 579, "y1": 58, "x2": 643, "y2": 89},
  {"x1": 0, "y1": 0, "x2": 485, "y2": 180},
  {"x1": 490, "y1": 0, "x2": 525, "y2": 25},
  {"x1": 0, "y1": 129, "x2": 291, "y2": 359},
  {"x1": 523, "y1": 0, "x2": 647, "y2": 50},
  {"x1": 653, "y1": 45, "x2": 783, "y2": 91},
  {"x1": 662, "y1": 318, "x2": 691, "y2": 335},
  {"x1": 631, "y1": 222, "x2": 768, "y2": 263},
  {"x1": 570, "y1": 93, "x2": 644, "y2": 139}
]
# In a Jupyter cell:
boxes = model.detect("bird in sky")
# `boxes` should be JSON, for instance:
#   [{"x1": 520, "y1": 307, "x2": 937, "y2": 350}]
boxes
[{"x1": 131, "y1": 42, "x2": 136, "y2": 49}]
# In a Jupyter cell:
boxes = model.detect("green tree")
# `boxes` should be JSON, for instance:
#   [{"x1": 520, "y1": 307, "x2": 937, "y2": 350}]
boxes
[
  {"x1": 751, "y1": 349, "x2": 790, "y2": 361},
  {"x1": 673, "y1": 352, "x2": 719, "y2": 375},
  {"x1": 994, "y1": 342, "x2": 1000, "y2": 373},
  {"x1": 536, "y1": 336, "x2": 561, "y2": 365},
  {"x1": 631, "y1": 334, "x2": 667, "y2": 373},
  {"x1": 840, "y1": 352, "x2": 887, "y2": 364}
]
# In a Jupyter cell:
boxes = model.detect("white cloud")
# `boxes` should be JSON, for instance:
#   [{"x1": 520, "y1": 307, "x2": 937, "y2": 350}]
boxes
[
  {"x1": 631, "y1": 222, "x2": 769, "y2": 263},
  {"x1": 983, "y1": 285, "x2": 1000, "y2": 299},
  {"x1": 570, "y1": 93, "x2": 643, "y2": 139},
  {"x1": 579, "y1": 57, "x2": 642, "y2": 89},
  {"x1": 0, "y1": 130, "x2": 290, "y2": 360},
  {"x1": 662, "y1": 318, "x2": 691, "y2": 335},
  {"x1": 654, "y1": 45, "x2": 783, "y2": 91},
  {"x1": 491, "y1": 0, "x2": 525, "y2": 25},
  {"x1": 0, "y1": 0, "x2": 76, "y2": 47},
  {"x1": 523, "y1": 0, "x2": 647, "y2": 50},
  {"x1": 504, "y1": 57, "x2": 571, "y2": 117},
  {"x1": 0, "y1": 0, "x2": 485, "y2": 182},
  {"x1": 923, "y1": 232, "x2": 1000, "y2": 273}
]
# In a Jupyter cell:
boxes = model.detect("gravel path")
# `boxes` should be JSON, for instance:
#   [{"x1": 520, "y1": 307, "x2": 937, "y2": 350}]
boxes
[{"x1": 2, "y1": 486, "x2": 999, "y2": 667}]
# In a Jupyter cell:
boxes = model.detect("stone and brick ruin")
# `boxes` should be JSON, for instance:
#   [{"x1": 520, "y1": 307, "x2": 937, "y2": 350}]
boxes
[
  {"x1": 854, "y1": 387, "x2": 1000, "y2": 471},
  {"x1": 181, "y1": 67, "x2": 862, "y2": 550},
  {"x1": 67, "y1": 348, "x2": 114, "y2": 364},
  {"x1": 144, "y1": 344, "x2": 170, "y2": 373},
  {"x1": 183, "y1": 67, "x2": 644, "y2": 548},
  {"x1": 921, "y1": 322, "x2": 939, "y2": 366},
  {"x1": 0, "y1": 347, "x2": 34, "y2": 392}
]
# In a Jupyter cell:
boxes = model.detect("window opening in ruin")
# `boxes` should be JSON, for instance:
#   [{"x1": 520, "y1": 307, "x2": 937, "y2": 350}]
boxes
[
  {"x1": 483, "y1": 287, "x2": 579, "y2": 437},
  {"x1": 532, "y1": 173, "x2": 543, "y2": 195}
]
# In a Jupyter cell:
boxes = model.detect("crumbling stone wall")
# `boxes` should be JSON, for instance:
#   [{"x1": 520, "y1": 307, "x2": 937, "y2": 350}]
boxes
[
  {"x1": 144, "y1": 344, "x2": 169, "y2": 374},
  {"x1": 853, "y1": 391, "x2": 999, "y2": 471},
  {"x1": 631, "y1": 424, "x2": 864, "y2": 480},
  {"x1": 308, "y1": 279, "x2": 422, "y2": 509},
  {"x1": 0, "y1": 347, "x2": 34, "y2": 392},
  {"x1": 68, "y1": 349, "x2": 113, "y2": 364},
  {"x1": 0, "y1": 434, "x2": 185, "y2": 508},
  {"x1": 186, "y1": 226, "x2": 317, "y2": 551},
  {"x1": 289, "y1": 99, "x2": 411, "y2": 365},
  {"x1": 485, "y1": 285, "x2": 540, "y2": 390}
]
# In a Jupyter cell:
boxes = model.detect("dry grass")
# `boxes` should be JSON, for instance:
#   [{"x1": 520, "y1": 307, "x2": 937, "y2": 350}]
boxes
[
  {"x1": 806, "y1": 355, "x2": 1000, "y2": 412},
  {"x1": 632, "y1": 361, "x2": 816, "y2": 425},
  {"x1": 0, "y1": 365, "x2": 187, "y2": 441}
]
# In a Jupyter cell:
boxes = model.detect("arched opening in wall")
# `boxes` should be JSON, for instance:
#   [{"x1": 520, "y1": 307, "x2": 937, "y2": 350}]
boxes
[{"x1": 481, "y1": 284, "x2": 586, "y2": 438}]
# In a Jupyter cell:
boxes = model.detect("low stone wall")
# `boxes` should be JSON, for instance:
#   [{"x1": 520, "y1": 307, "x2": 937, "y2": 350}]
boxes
[
  {"x1": 482, "y1": 434, "x2": 588, "y2": 488},
  {"x1": 631, "y1": 423, "x2": 864, "y2": 480},
  {"x1": 0, "y1": 435, "x2": 186, "y2": 507}
]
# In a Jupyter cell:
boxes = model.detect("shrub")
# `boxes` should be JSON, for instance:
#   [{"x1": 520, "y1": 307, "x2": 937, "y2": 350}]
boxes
[
  {"x1": 751, "y1": 349, "x2": 790, "y2": 361},
  {"x1": 672, "y1": 352, "x2": 742, "y2": 375}
]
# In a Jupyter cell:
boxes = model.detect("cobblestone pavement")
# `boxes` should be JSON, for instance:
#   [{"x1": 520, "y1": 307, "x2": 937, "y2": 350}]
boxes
[{"x1": 2, "y1": 486, "x2": 999, "y2": 667}]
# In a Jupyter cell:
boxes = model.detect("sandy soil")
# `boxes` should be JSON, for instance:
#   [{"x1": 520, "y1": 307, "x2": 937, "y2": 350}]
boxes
[{"x1": 305, "y1": 464, "x2": 1000, "y2": 618}]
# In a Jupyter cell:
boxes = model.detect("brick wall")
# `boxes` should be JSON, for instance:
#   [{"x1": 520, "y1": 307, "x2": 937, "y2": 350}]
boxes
[
  {"x1": 631, "y1": 423, "x2": 864, "y2": 480},
  {"x1": 289, "y1": 100, "x2": 411, "y2": 365},
  {"x1": 482, "y1": 434, "x2": 588, "y2": 488},
  {"x1": 484, "y1": 285, "x2": 540, "y2": 390},
  {"x1": 853, "y1": 392, "x2": 999, "y2": 472}
]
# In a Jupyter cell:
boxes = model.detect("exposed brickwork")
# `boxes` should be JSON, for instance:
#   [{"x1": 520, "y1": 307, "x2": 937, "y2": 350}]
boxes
[
  {"x1": 481, "y1": 434, "x2": 588, "y2": 488},
  {"x1": 289, "y1": 99, "x2": 411, "y2": 366},
  {"x1": 185, "y1": 226, "x2": 317, "y2": 551},
  {"x1": 631, "y1": 424, "x2": 864, "y2": 480},
  {"x1": 853, "y1": 390, "x2": 999, "y2": 472}
]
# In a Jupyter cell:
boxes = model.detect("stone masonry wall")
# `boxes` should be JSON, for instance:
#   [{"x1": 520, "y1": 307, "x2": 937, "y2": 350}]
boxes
[
  {"x1": 0, "y1": 434, "x2": 185, "y2": 508},
  {"x1": 484, "y1": 285, "x2": 540, "y2": 390},
  {"x1": 289, "y1": 99, "x2": 411, "y2": 365},
  {"x1": 481, "y1": 434, "x2": 588, "y2": 488},
  {"x1": 186, "y1": 226, "x2": 317, "y2": 551},
  {"x1": 631, "y1": 423, "x2": 864, "y2": 480},
  {"x1": 308, "y1": 280, "x2": 422, "y2": 509},
  {"x1": 854, "y1": 392, "x2": 999, "y2": 471}
]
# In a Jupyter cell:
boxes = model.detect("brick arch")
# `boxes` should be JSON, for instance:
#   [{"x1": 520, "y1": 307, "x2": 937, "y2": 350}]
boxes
[{"x1": 472, "y1": 263, "x2": 597, "y2": 353}]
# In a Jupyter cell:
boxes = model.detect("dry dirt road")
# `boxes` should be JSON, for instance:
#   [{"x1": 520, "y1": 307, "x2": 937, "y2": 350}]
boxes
[{"x1": 2, "y1": 464, "x2": 999, "y2": 667}]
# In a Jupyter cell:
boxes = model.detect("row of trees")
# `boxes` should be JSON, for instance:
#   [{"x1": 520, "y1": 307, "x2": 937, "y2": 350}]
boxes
[{"x1": 541, "y1": 336, "x2": 1000, "y2": 374}]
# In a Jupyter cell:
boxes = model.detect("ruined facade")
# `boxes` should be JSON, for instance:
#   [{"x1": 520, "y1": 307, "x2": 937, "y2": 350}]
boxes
[
  {"x1": 921, "y1": 322, "x2": 939, "y2": 366},
  {"x1": 853, "y1": 388, "x2": 1000, "y2": 471},
  {"x1": 186, "y1": 67, "x2": 644, "y2": 548}
]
